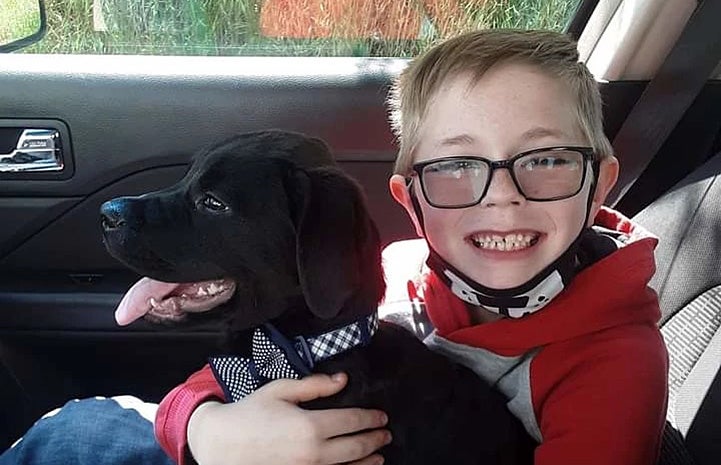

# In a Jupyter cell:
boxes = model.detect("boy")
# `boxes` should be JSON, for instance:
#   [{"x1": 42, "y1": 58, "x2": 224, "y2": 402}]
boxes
[{"x1": 149, "y1": 29, "x2": 669, "y2": 464}]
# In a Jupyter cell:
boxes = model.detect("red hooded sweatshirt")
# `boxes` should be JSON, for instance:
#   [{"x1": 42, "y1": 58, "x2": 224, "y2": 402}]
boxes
[{"x1": 155, "y1": 207, "x2": 668, "y2": 465}]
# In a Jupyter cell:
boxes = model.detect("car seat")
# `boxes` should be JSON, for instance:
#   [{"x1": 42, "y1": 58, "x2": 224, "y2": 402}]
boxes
[{"x1": 636, "y1": 150, "x2": 721, "y2": 465}]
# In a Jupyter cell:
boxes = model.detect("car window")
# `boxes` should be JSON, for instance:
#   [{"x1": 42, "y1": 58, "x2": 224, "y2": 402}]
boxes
[{"x1": 5, "y1": 0, "x2": 583, "y2": 56}]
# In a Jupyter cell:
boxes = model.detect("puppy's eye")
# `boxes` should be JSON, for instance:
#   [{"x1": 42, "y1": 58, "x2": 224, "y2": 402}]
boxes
[{"x1": 199, "y1": 194, "x2": 229, "y2": 213}]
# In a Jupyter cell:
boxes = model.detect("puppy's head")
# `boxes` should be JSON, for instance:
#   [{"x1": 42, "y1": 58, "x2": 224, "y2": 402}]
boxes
[{"x1": 101, "y1": 130, "x2": 384, "y2": 332}]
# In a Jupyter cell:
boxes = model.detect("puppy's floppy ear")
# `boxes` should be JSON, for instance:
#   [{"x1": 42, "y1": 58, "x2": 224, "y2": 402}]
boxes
[
  {"x1": 293, "y1": 136, "x2": 337, "y2": 169},
  {"x1": 287, "y1": 167, "x2": 383, "y2": 319}
]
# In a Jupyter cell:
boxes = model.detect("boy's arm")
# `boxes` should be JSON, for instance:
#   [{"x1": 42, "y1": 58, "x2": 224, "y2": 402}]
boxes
[
  {"x1": 155, "y1": 364, "x2": 224, "y2": 465},
  {"x1": 533, "y1": 325, "x2": 668, "y2": 465}
]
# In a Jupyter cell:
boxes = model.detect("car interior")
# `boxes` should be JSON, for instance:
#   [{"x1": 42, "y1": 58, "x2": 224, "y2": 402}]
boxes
[{"x1": 0, "y1": 0, "x2": 720, "y2": 463}]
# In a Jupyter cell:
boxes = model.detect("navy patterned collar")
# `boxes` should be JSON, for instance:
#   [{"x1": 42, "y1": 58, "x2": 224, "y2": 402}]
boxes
[{"x1": 209, "y1": 312, "x2": 379, "y2": 402}]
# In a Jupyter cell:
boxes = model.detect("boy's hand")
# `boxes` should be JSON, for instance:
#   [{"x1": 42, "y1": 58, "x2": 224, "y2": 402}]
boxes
[{"x1": 187, "y1": 372, "x2": 391, "y2": 465}]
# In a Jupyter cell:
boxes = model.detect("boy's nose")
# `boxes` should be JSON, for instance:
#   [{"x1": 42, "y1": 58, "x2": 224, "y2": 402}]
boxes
[{"x1": 480, "y1": 168, "x2": 525, "y2": 208}]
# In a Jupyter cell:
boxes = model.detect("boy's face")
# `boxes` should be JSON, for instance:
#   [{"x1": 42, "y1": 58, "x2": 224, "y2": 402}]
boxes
[{"x1": 390, "y1": 63, "x2": 618, "y2": 290}]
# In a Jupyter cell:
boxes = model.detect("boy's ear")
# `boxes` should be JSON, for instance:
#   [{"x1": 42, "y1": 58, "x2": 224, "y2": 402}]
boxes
[
  {"x1": 588, "y1": 155, "x2": 620, "y2": 226},
  {"x1": 389, "y1": 174, "x2": 425, "y2": 237}
]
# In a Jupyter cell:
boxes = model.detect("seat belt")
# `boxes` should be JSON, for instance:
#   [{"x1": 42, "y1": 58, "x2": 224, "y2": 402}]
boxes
[{"x1": 607, "y1": 0, "x2": 721, "y2": 206}]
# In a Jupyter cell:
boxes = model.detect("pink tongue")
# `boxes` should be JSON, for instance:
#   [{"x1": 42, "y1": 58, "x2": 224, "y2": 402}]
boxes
[{"x1": 115, "y1": 277, "x2": 182, "y2": 326}]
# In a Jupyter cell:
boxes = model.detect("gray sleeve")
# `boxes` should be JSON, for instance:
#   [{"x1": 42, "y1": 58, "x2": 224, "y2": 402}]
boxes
[{"x1": 379, "y1": 301, "x2": 434, "y2": 340}]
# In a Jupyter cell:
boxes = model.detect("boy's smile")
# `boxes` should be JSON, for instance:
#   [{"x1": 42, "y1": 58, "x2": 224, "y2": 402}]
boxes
[
  {"x1": 391, "y1": 62, "x2": 617, "y2": 290},
  {"x1": 468, "y1": 231, "x2": 539, "y2": 252}
]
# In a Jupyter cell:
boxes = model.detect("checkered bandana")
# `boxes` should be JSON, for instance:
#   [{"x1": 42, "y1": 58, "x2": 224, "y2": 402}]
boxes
[{"x1": 209, "y1": 312, "x2": 379, "y2": 402}]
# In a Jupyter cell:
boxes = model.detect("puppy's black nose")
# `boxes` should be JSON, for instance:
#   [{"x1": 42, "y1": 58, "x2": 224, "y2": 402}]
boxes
[{"x1": 100, "y1": 199, "x2": 127, "y2": 231}]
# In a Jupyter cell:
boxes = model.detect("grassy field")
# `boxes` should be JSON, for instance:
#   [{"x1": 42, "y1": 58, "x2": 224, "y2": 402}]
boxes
[{"x1": 5, "y1": 0, "x2": 580, "y2": 56}]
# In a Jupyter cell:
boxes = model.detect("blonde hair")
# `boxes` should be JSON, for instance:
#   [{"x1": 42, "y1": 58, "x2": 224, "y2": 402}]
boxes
[{"x1": 387, "y1": 29, "x2": 613, "y2": 175}]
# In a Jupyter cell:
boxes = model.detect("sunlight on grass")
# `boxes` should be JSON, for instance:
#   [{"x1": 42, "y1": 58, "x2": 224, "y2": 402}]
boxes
[
  {"x1": 15, "y1": 0, "x2": 581, "y2": 56},
  {"x1": 0, "y1": 0, "x2": 41, "y2": 44}
]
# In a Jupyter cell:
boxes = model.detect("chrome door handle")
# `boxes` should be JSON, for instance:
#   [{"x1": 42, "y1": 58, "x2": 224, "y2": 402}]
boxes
[{"x1": 0, "y1": 128, "x2": 64, "y2": 172}]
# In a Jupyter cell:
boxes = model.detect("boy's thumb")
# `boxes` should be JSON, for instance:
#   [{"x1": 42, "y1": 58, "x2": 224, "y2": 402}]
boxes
[{"x1": 262, "y1": 373, "x2": 348, "y2": 404}]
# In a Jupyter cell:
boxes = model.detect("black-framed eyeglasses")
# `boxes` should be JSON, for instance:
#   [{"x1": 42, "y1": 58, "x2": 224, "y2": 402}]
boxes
[{"x1": 407, "y1": 146, "x2": 596, "y2": 209}]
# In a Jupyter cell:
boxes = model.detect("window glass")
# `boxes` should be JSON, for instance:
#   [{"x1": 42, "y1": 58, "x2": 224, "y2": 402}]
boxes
[{"x1": 6, "y1": 0, "x2": 583, "y2": 56}]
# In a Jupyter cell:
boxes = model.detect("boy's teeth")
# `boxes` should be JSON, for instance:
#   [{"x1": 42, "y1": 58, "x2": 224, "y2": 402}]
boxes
[{"x1": 470, "y1": 233, "x2": 538, "y2": 251}]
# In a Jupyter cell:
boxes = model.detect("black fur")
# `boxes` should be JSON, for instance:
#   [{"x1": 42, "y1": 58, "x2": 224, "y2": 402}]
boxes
[{"x1": 101, "y1": 130, "x2": 535, "y2": 464}]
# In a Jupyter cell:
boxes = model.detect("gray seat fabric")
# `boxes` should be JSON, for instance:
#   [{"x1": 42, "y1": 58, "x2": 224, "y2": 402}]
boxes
[
  {"x1": 635, "y1": 153, "x2": 721, "y2": 325},
  {"x1": 634, "y1": 152, "x2": 721, "y2": 465}
]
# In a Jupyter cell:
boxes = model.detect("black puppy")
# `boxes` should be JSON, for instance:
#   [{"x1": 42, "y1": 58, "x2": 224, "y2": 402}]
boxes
[{"x1": 101, "y1": 130, "x2": 534, "y2": 465}]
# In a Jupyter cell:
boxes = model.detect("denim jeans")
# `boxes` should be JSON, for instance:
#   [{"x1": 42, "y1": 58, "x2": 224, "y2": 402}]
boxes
[{"x1": 0, "y1": 396, "x2": 175, "y2": 465}]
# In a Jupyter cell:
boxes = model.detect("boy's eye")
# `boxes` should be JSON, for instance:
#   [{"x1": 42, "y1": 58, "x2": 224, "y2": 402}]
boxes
[
  {"x1": 520, "y1": 154, "x2": 577, "y2": 171},
  {"x1": 526, "y1": 157, "x2": 559, "y2": 169},
  {"x1": 427, "y1": 159, "x2": 482, "y2": 178}
]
